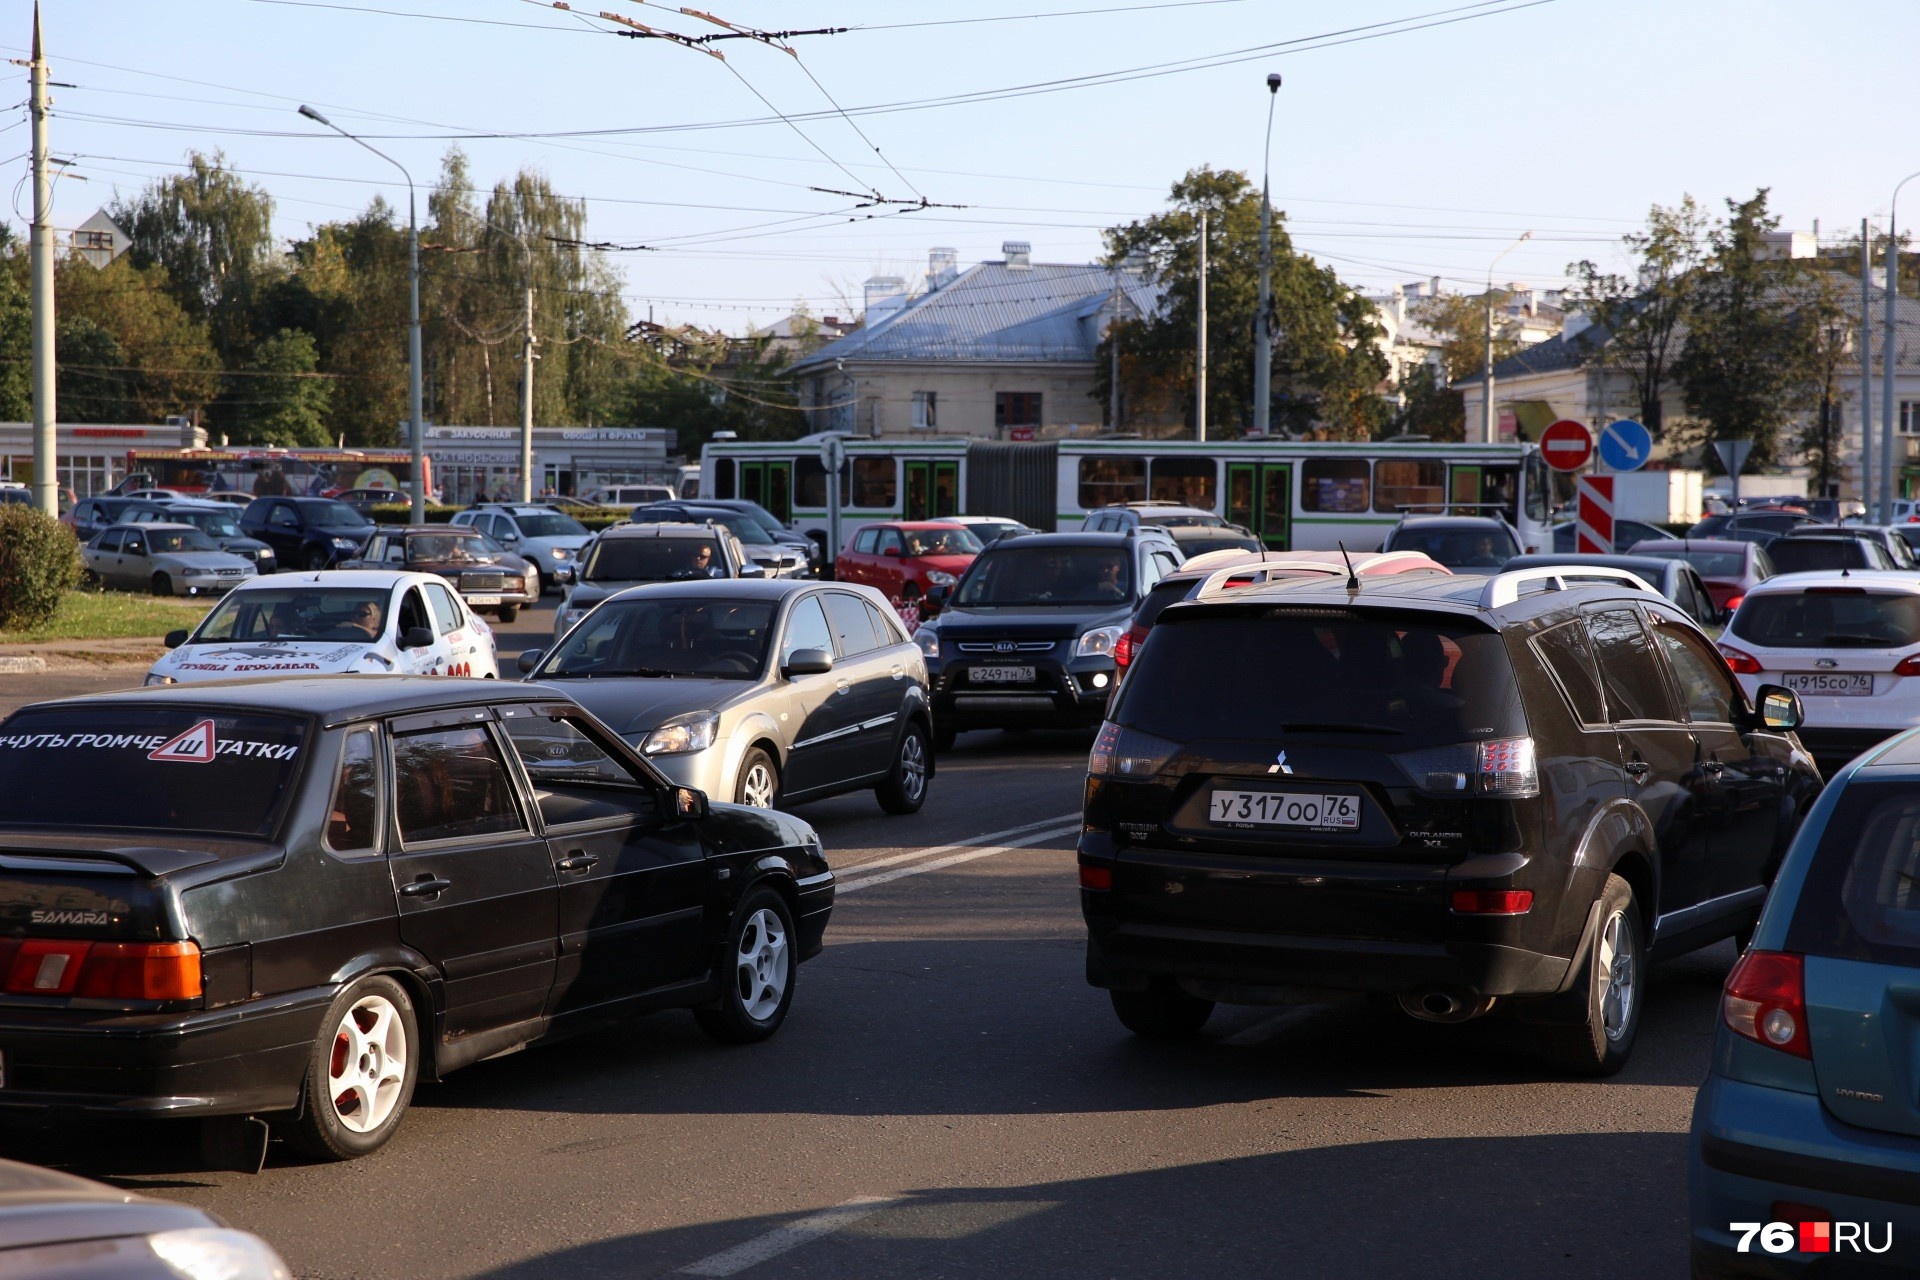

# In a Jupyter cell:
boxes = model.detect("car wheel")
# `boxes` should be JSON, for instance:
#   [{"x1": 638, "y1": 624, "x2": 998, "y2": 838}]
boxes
[
  {"x1": 693, "y1": 887, "x2": 797, "y2": 1044},
  {"x1": 1540, "y1": 873, "x2": 1643, "y2": 1076},
  {"x1": 306, "y1": 548, "x2": 329, "y2": 571},
  {"x1": 933, "y1": 721, "x2": 958, "y2": 753},
  {"x1": 1110, "y1": 987, "x2": 1214, "y2": 1039},
  {"x1": 496, "y1": 605, "x2": 520, "y2": 623},
  {"x1": 150, "y1": 572, "x2": 173, "y2": 597},
  {"x1": 286, "y1": 974, "x2": 418, "y2": 1161},
  {"x1": 734, "y1": 748, "x2": 780, "y2": 809},
  {"x1": 875, "y1": 721, "x2": 931, "y2": 814}
]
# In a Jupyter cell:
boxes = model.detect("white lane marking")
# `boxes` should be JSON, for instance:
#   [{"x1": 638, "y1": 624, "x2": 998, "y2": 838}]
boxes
[
  {"x1": 836, "y1": 821, "x2": 1080, "y2": 893},
  {"x1": 677, "y1": 1195, "x2": 899, "y2": 1277},
  {"x1": 832, "y1": 813, "x2": 1079, "y2": 877}
]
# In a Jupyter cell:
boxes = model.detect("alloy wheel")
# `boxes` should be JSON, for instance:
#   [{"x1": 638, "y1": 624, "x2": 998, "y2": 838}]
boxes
[
  {"x1": 740, "y1": 761, "x2": 777, "y2": 808},
  {"x1": 328, "y1": 993, "x2": 408, "y2": 1133},
  {"x1": 898, "y1": 732, "x2": 927, "y2": 804},
  {"x1": 1597, "y1": 909, "x2": 1636, "y2": 1043},
  {"x1": 733, "y1": 907, "x2": 790, "y2": 1022}
]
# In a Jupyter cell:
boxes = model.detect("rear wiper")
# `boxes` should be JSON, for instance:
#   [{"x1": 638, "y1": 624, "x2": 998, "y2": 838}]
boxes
[{"x1": 1276, "y1": 722, "x2": 1399, "y2": 735}]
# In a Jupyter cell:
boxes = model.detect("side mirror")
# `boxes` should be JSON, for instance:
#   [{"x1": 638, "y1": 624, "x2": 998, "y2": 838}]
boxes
[
  {"x1": 926, "y1": 582, "x2": 952, "y2": 606},
  {"x1": 516, "y1": 648, "x2": 543, "y2": 674},
  {"x1": 783, "y1": 647, "x2": 834, "y2": 678},
  {"x1": 672, "y1": 785, "x2": 710, "y2": 821},
  {"x1": 499, "y1": 532, "x2": 520, "y2": 543},
  {"x1": 881, "y1": 546, "x2": 902, "y2": 558},
  {"x1": 164, "y1": 629, "x2": 188, "y2": 650},
  {"x1": 1755, "y1": 684, "x2": 1803, "y2": 732},
  {"x1": 401, "y1": 626, "x2": 436, "y2": 651},
  {"x1": 126, "y1": 542, "x2": 146, "y2": 557},
  {"x1": 739, "y1": 562, "x2": 767, "y2": 579}
]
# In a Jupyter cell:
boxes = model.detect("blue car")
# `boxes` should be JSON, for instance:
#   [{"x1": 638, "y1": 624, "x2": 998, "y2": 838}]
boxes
[{"x1": 1690, "y1": 728, "x2": 1920, "y2": 1276}]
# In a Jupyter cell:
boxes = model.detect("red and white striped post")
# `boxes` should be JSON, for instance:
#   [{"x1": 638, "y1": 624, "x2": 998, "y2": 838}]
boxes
[{"x1": 1575, "y1": 476, "x2": 1614, "y2": 555}]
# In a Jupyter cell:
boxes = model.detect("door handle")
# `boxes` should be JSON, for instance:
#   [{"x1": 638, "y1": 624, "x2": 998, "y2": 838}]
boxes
[
  {"x1": 555, "y1": 852, "x2": 600, "y2": 872},
  {"x1": 835, "y1": 678, "x2": 851, "y2": 696},
  {"x1": 890, "y1": 665, "x2": 905, "y2": 681},
  {"x1": 399, "y1": 875, "x2": 451, "y2": 898},
  {"x1": 1624, "y1": 760, "x2": 1652, "y2": 780}
]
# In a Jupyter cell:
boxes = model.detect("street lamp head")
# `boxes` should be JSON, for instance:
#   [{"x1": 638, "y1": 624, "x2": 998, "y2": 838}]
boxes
[
  {"x1": 1266, "y1": 73, "x2": 1282, "y2": 92},
  {"x1": 296, "y1": 104, "x2": 332, "y2": 127}
]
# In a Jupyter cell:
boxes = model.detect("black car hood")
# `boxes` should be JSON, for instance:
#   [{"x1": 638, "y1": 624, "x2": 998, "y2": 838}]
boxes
[
  {"x1": 538, "y1": 676, "x2": 751, "y2": 739},
  {"x1": 932, "y1": 602, "x2": 1133, "y2": 641}
]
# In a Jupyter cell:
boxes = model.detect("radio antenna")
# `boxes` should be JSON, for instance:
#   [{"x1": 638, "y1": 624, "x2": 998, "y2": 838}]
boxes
[{"x1": 1338, "y1": 541, "x2": 1360, "y2": 592}]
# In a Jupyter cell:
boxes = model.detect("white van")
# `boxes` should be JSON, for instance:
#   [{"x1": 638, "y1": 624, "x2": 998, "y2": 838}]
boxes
[{"x1": 583, "y1": 483, "x2": 675, "y2": 508}]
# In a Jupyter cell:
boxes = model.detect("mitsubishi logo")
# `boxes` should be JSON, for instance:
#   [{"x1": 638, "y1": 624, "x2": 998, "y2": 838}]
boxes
[
  {"x1": 1268, "y1": 751, "x2": 1293, "y2": 775},
  {"x1": 994, "y1": 641, "x2": 1016, "y2": 654}
]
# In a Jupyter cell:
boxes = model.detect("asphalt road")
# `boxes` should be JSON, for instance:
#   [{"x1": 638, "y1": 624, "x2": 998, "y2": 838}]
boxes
[{"x1": 0, "y1": 595, "x2": 1723, "y2": 1278}]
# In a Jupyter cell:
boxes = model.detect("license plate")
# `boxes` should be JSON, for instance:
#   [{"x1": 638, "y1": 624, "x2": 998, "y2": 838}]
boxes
[
  {"x1": 1209, "y1": 789, "x2": 1361, "y2": 830},
  {"x1": 466, "y1": 595, "x2": 502, "y2": 606},
  {"x1": 972, "y1": 665, "x2": 1034, "y2": 684},
  {"x1": 1784, "y1": 672, "x2": 1874, "y2": 696}
]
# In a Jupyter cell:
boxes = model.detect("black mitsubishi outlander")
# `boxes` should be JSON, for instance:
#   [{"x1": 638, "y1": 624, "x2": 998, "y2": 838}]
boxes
[{"x1": 1079, "y1": 565, "x2": 1822, "y2": 1073}]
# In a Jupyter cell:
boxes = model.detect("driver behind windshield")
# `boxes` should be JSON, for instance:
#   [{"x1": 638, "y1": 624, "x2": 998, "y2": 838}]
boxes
[{"x1": 409, "y1": 534, "x2": 481, "y2": 563}]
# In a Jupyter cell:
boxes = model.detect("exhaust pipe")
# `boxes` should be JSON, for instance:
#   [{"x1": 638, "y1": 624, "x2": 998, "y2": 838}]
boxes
[{"x1": 1397, "y1": 989, "x2": 1495, "y2": 1024}]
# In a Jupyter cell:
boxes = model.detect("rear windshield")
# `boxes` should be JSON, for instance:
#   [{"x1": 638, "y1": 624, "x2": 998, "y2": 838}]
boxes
[
  {"x1": 1731, "y1": 590, "x2": 1920, "y2": 648},
  {"x1": 1786, "y1": 783, "x2": 1920, "y2": 966},
  {"x1": 511, "y1": 512, "x2": 586, "y2": 538},
  {"x1": 585, "y1": 537, "x2": 722, "y2": 582},
  {"x1": 1766, "y1": 539, "x2": 1869, "y2": 574},
  {"x1": 1134, "y1": 580, "x2": 1196, "y2": 630},
  {"x1": 1388, "y1": 526, "x2": 1518, "y2": 570},
  {"x1": 1634, "y1": 546, "x2": 1748, "y2": 578},
  {"x1": 955, "y1": 546, "x2": 1131, "y2": 607},
  {"x1": 305, "y1": 502, "x2": 369, "y2": 530},
  {"x1": 1141, "y1": 512, "x2": 1223, "y2": 529},
  {"x1": 0, "y1": 708, "x2": 305, "y2": 836},
  {"x1": 1112, "y1": 611, "x2": 1524, "y2": 747},
  {"x1": 1177, "y1": 534, "x2": 1262, "y2": 557}
]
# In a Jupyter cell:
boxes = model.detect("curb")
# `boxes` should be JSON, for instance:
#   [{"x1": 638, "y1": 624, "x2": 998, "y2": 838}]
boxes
[{"x1": 0, "y1": 656, "x2": 47, "y2": 674}]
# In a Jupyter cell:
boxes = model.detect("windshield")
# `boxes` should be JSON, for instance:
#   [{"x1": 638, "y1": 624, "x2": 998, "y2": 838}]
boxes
[
  {"x1": 305, "y1": 502, "x2": 370, "y2": 530},
  {"x1": 195, "y1": 586, "x2": 393, "y2": 643},
  {"x1": 148, "y1": 528, "x2": 218, "y2": 553},
  {"x1": 902, "y1": 527, "x2": 982, "y2": 556},
  {"x1": 706, "y1": 512, "x2": 772, "y2": 546},
  {"x1": 1113, "y1": 613, "x2": 1523, "y2": 749},
  {"x1": 962, "y1": 521, "x2": 1023, "y2": 543},
  {"x1": 407, "y1": 533, "x2": 494, "y2": 564},
  {"x1": 954, "y1": 545, "x2": 1131, "y2": 607},
  {"x1": 1389, "y1": 526, "x2": 1518, "y2": 571},
  {"x1": 585, "y1": 537, "x2": 724, "y2": 582},
  {"x1": 542, "y1": 597, "x2": 775, "y2": 680},
  {"x1": 1732, "y1": 590, "x2": 1920, "y2": 649},
  {"x1": 1766, "y1": 539, "x2": 1871, "y2": 574},
  {"x1": 0, "y1": 707, "x2": 304, "y2": 836},
  {"x1": 165, "y1": 510, "x2": 241, "y2": 537},
  {"x1": 1632, "y1": 545, "x2": 1748, "y2": 578},
  {"x1": 513, "y1": 512, "x2": 587, "y2": 538}
]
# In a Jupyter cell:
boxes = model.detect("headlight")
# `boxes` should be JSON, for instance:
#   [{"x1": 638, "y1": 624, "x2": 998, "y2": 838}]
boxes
[
  {"x1": 558, "y1": 607, "x2": 587, "y2": 633},
  {"x1": 148, "y1": 1226, "x2": 292, "y2": 1280},
  {"x1": 144, "y1": 674, "x2": 177, "y2": 686},
  {"x1": 642, "y1": 710, "x2": 719, "y2": 756},
  {"x1": 924, "y1": 569, "x2": 958, "y2": 587},
  {"x1": 331, "y1": 537, "x2": 358, "y2": 549},
  {"x1": 1075, "y1": 625, "x2": 1126, "y2": 658},
  {"x1": 915, "y1": 627, "x2": 939, "y2": 659},
  {"x1": 550, "y1": 547, "x2": 569, "y2": 560}
]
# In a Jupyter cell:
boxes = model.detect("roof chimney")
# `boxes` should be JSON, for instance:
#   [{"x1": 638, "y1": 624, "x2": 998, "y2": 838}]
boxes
[
  {"x1": 1002, "y1": 240, "x2": 1032, "y2": 270},
  {"x1": 927, "y1": 246, "x2": 958, "y2": 291},
  {"x1": 863, "y1": 276, "x2": 908, "y2": 323}
]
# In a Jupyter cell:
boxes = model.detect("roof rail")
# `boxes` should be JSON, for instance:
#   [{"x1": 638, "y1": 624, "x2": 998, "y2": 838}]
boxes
[
  {"x1": 1193, "y1": 562, "x2": 1346, "y2": 599},
  {"x1": 1480, "y1": 565, "x2": 1656, "y2": 609}
]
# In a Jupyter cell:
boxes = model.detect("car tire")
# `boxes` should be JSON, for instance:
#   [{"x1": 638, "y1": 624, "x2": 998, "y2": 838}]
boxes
[
  {"x1": 1111, "y1": 987, "x2": 1214, "y2": 1039},
  {"x1": 150, "y1": 572, "x2": 172, "y2": 597},
  {"x1": 875, "y1": 721, "x2": 931, "y2": 815},
  {"x1": 933, "y1": 721, "x2": 957, "y2": 753},
  {"x1": 306, "y1": 548, "x2": 329, "y2": 571},
  {"x1": 286, "y1": 974, "x2": 419, "y2": 1161},
  {"x1": 1540, "y1": 873, "x2": 1643, "y2": 1076},
  {"x1": 734, "y1": 748, "x2": 780, "y2": 809},
  {"x1": 496, "y1": 605, "x2": 520, "y2": 623},
  {"x1": 693, "y1": 887, "x2": 797, "y2": 1044}
]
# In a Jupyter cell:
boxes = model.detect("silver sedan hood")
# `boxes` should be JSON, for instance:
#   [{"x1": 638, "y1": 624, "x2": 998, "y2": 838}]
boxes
[{"x1": 544, "y1": 676, "x2": 756, "y2": 739}]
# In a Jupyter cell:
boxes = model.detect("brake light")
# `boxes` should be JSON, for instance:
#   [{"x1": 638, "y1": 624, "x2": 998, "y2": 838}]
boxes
[
  {"x1": 1078, "y1": 864, "x2": 1113, "y2": 891},
  {"x1": 1722, "y1": 949, "x2": 1809, "y2": 1058},
  {"x1": 1114, "y1": 628, "x2": 1135, "y2": 669},
  {"x1": 1392, "y1": 736, "x2": 1539, "y2": 798},
  {"x1": 1895, "y1": 655, "x2": 1920, "y2": 676},
  {"x1": 1, "y1": 939, "x2": 201, "y2": 1001},
  {"x1": 1718, "y1": 643, "x2": 1763, "y2": 675},
  {"x1": 1723, "y1": 593, "x2": 1744, "y2": 613},
  {"x1": 1450, "y1": 889, "x2": 1533, "y2": 915},
  {"x1": 1088, "y1": 723, "x2": 1178, "y2": 778}
]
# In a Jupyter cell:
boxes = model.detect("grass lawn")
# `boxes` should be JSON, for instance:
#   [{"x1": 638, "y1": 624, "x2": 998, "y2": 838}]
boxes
[{"x1": 0, "y1": 589, "x2": 214, "y2": 644}]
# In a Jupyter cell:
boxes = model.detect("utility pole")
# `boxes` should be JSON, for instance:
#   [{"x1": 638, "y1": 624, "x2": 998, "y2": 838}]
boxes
[
  {"x1": 1253, "y1": 73, "x2": 1280, "y2": 438},
  {"x1": 27, "y1": 3, "x2": 55, "y2": 517},
  {"x1": 1481, "y1": 231, "x2": 1532, "y2": 446},
  {"x1": 1862, "y1": 217, "x2": 1875, "y2": 516},
  {"x1": 1196, "y1": 211, "x2": 1208, "y2": 442},
  {"x1": 519, "y1": 282, "x2": 536, "y2": 501},
  {"x1": 1883, "y1": 172, "x2": 1920, "y2": 525}
]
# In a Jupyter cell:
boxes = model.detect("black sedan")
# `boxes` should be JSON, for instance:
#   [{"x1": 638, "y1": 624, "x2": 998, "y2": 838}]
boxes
[
  {"x1": 343, "y1": 524, "x2": 541, "y2": 621},
  {"x1": 0, "y1": 678, "x2": 834, "y2": 1162}
]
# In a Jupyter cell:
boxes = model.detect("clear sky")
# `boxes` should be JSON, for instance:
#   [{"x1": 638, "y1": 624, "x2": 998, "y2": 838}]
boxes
[{"x1": 17, "y1": 0, "x2": 1920, "y2": 331}]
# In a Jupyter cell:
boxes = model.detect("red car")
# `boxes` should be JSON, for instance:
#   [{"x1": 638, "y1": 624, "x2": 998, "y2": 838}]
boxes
[
  {"x1": 1626, "y1": 537, "x2": 1775, "y2": 615},
  {"x1": 836, "y1": 521, "x2": 983, "y2": 603}
]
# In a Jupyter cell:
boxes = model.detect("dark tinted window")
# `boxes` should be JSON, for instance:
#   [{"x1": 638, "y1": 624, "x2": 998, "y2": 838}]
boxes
[
  {"x1": 1135, "y1": 579, "x2": 1197, "y2": 630},
  {"x1": 304, "y1": 501, "x2": 369, "y2": 530},
  {"x1": 325, "y1": 728, "x2": 381, "y2": 854},
  {"x1": 822, "y1": 592, "x2": 880, "y2": 656},
  {"x1": 543, "y1": 598, "x2": 774, "y2": 680},
  {"x1": 500, "y1": 713, "x2": 653, "y2": 828},
  {"x1": 0, "y1": 708, "x2": 304, "y2": 836},
  {"x1": 1587, "y1": 608, "x2": 1676, "y2": 722},
  {"x1": 1387, "y1": 525, "x2": 1518, "y2": 570},
  {"x1": 1633, "y1": 546, "x2": 1749, "y2": 578},
  {"x1": 1529, "y1": 620, "x2": 1606, "y2": 727},
  {"x1": 392, "y1": 725, "x2": 524, "y2": 844},
  {"x1": 1652, "y1": 620, "x2": 1739, "y2": 724},
  {"x1": 1786, "y1": 784, "x2": 1920, "y2": 967},
  {"x1": 864, "y1": 600, "x2": 903, "y2": 646},
  {"x1": 1767, "y1": 539, "x2": 1870, "y2": 574},
  {"x1": 954, "y1": 546, "x2": 1131, "y2": 607},
  {"x1": 1112, "y1": 613, "x2": 1523, "y2": 749},
  {"x1": 585, "y1": 536, "x2": 722, "y2": 582},
  {"x1": 1733, "y1": 590, "x2": 1920, "y2": 649}
]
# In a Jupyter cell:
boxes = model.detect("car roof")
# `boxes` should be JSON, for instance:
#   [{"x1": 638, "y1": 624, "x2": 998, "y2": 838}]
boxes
[
  {"x1": 389, "y1": 524, "x2": 483, "y2": 535},
  {"x1": 144, "y1": 498, "x2": 229, "y2": 510},
  {"x1": 1744, "y1": 569, "x2": 1920, "y2": 597},
  {"x1": 1169, "y1": 564, "x2": 1661, "y2": 627},
  {"x1": 979, "y1": 530, "x2": 1138, "y2": 549},
  {"x1": 1629, "y1": 538, "x2": 1751, "y2": 554},
  {"x1": 228, "y1": 568, "x2": 441, "y2": 589},
  {"x1": 1393, "y1": 514, "x2": 1512, "y2": 530},
  {"x1": 860, "y1": 520, "x2": 972, "y2": 531},
  {"x1": 24, "y1": 674, "x2": 553, "y2": 728},
  {"x1": 600, "y1": 521, "x2": 724, "y2": 539},
  {"x1": 1506, "y1": 553, "x2": 1679, "y2": 577},
  {"x1": 600, "y1": 577, "x2": 825, "y2": 604},
  {"x1": 1785, "y1": 525, "x2": 1885, "y2": 538},
  {"x1": 106, "y1": 521, "x2": 196, "y2": 533}
]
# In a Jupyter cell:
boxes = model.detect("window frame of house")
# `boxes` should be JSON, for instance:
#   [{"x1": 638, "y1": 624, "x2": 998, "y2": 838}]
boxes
[
  {"x1": 995, "y1": 391, "x2": 1043, "y2": 433},
  {"x1": 911, "y1": 390, "x2": 937, "y2": 430}
]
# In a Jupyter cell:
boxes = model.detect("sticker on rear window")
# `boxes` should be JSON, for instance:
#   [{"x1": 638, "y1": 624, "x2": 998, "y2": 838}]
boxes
[
  {"x1": 148, "y1": 719, "x2": 216, "y2": 763},
  {"x1": 0, "y1": 727, "x2": 298, "y2": 760}
]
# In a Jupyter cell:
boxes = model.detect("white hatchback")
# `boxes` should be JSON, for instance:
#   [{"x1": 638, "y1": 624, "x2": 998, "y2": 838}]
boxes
[
  {"x1": 146, "y1": 570, "x2": 498, "y2": 686},
  {"x1": 1717, "y1": 570, "x2": 1920, "y2": 770}
]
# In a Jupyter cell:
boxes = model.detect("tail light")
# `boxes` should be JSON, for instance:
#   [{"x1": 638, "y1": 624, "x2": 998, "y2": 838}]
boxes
[
  {"x1": 0, "y1": 939, "x2": 201, "y2": 1001},
  {"x1": 1718, "y1": 643, "x2": 1763, "y2": 675},
  {"x1": 1078, "y1": 864, "x2": 1113, "y2": 891},
  {"x1": 1113, "y1": 627, "x2": 1136, "y2": 670},
  {"x1": 1895, "y1": 655, "x2": 1920, "y2": 676},
  {"x1": 1393, "y1": 736, "x2": 1539, "y2": 798},
  {"x1": 1723, "y1": 593, "x2": 1744, "y2": 614},
  {"x1": 1088, "y1": 722, "x2": 1178, "y2": 778},
  {"x1": 1722, "y1": 949, "x2": 1809, "y2": 1058},
  {"x1": 1450, "y1": 889, "x2": 1533, "y2": 914}
]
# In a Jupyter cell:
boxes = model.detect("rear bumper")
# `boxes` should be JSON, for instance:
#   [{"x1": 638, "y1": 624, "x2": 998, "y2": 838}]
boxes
[{"x1": 0, "y1": 987, "x2": 331, "y2": 1117}]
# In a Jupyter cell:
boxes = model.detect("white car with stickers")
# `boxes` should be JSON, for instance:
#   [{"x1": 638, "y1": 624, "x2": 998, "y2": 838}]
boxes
[{"x1": 145, "y1": 570, "x2": 498, "y2": 686}]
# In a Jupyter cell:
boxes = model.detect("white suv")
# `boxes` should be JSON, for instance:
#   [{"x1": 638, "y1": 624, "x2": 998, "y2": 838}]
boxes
[{"x1": 451, "y1": 504, "x2": 592, "y2": 593}]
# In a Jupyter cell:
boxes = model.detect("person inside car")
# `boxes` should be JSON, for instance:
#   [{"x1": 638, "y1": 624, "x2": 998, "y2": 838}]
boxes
[
  {"x1": 680, "y1": 543, "x2": 722, "y2": 579},
  {"x1": 265, "y1": 601, "x2": 307, "y2": 640},
  {"x1": 1092, "y1": 558, "x2": 1127, "y2": 601},
  {"x1": 337, "y1": 600, "x2": 384, "y2": 642}
]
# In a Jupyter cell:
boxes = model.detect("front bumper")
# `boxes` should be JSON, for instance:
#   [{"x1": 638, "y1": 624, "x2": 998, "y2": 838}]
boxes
[
  {"x1": 0, "y1": 987, "x2": 331, "y2": 1117},
  {"x1": 630, "y1": 745, "x2": 732, "y2": 800},
  {"x1": 458, "y1": 580, "x2": 540, "y2": 611},
  {"x1": 795, "y1": 870, "x2": 834, "y2": 960},
  {"x1": 178, "y1": 572, "x2": 252, "y2": 596},
  {"x1": 931, "y1": 654, "x2": 1116, "y2": 731}
]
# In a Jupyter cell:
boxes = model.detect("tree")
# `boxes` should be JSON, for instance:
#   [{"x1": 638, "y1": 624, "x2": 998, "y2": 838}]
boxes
[
  {"x1": 0, "y1": 237, "x2": 32, "y2": 421},
  {"x1": 1385, "y1": 363, "x2": 1464, "y2": 440},
  {"x1": 53, "y1": 318, "x2": 137, "y2": 423},
  {"x1": 1566, "y1": 196, "x2": 1709, "y2": 439},
  {"x1": 232, "y1": 329, "x2": 332, "y2": 447},
  {"x1": 53, "y1": 253, "x2": 219, "y2": 419},
  {"x1": 1673, "y1": 190, "x2": 1821, "y2": 469},
  {"x1": 618, "y1": 329, "x2": 804, "y2": 456},
  {"x1": 1097, "y1": 166, "x2": 1388, "y2": 438},
  {"x1": 1794, "y1": 273, "x2": 1856, "y2": 495}
]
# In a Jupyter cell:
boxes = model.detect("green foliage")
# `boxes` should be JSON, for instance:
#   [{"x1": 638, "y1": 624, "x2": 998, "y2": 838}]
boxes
[
  {"x1": 51, "y1": 252, "x2": 219, "y2": 419},
  {"x1": 618, "y1": 334, "x2": 806, "y2": 457},
  {"x1": 233, "y1": 329, "x2": 332, "y2": 446},
  {"x1": 54, "y1": 317, "x2": 137, "y2": 422},
  {"x1": 0, "y1": 506, "x2": 82, "y2": 630},
  {"x1": 1097, "y1": 166, "x2": 1388, "y2": 439},
  {"x1": 0, "y1": 243, "x2": 29, "y2": 421},
  {"x1": 1410, "y1": 289, "x2": 1523, "y2": 384},
  {"x1": 1386, "y1": 363, "x2": 1465, "y2": 441}
]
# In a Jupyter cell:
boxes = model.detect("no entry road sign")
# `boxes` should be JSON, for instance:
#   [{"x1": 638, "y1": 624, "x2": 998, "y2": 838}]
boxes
[{"x1": 1541, "y1": 419, "x2": 1594, "y2": 473}]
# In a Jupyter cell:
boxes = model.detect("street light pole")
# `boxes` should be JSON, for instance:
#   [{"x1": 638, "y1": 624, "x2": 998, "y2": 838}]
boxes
[
  {"x1": 1882, "y1": 171, "x2": 1920, "y2": 525},
  {"x1": 1481, "y1": 231, "x2": 1532, "y2": 445},
  {"x1": 1253, "y1": 73, "x2": 1280, "y2": 438},
  {"x1": 1196, "y1": 211, "x2": 1208, "y2": 442},
  {"x1": 298, "y1": 105, "x2": 425, "y2": 522}
]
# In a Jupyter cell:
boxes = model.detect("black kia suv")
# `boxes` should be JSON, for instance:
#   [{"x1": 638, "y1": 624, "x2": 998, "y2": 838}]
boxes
[
  {"x1": 1079, "y1": 565, "x2": 1823, "y2": 1073},
  {"x1": 917, "y1": 530, "x2": 1184, "y2": 751}
]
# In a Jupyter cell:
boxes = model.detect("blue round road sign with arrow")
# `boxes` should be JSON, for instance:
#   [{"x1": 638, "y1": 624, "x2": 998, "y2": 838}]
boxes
[{"x1": 1598, "y1": 419, "x2": 1652, "y2": 472}]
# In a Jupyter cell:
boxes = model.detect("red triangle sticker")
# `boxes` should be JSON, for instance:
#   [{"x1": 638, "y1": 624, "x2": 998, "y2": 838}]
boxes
[{"x1": 148, "y1": 719, "x2": 217, "y2": 764}]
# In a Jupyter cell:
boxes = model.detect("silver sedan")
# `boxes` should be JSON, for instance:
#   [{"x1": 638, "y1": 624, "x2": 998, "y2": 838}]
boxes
[{"x1": 84, "y1": 522, "x2": 257, "y2": 597}]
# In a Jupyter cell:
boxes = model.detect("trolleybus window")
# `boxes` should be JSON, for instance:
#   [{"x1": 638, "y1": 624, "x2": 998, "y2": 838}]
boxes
[
  {"x1": 1078, "y1": 456, "x2": 1147, "y2": 508},
  {"x1": 1373, "y1": 460, "x2": 1447, "y2": 514},
  {"x1": 1150, "y1": 456, "x2": 1216, "y2": 508},
  {"x1": 853, "y1": 457, "x2": 896, "y2": 508},
  {"x1": 1302, "y1": 459, "x2": 1371, "y2": 513}
]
